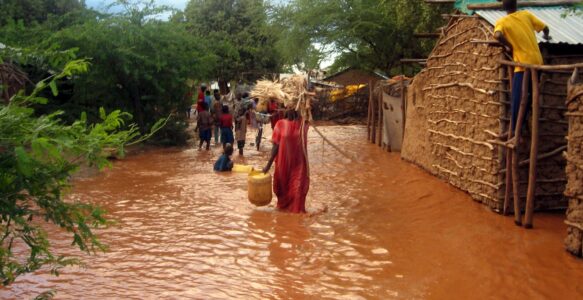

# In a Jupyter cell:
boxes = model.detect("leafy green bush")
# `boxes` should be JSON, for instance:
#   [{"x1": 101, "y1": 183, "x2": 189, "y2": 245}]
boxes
[
  {"x1": 42, "y1": 7, "x2": 213, "y2": 144},
  {"x1": 0, "y1": 59, "x2": 143, "y2": 286},
  {"x1": 1, "y1": 1, "x2": 216, "y2": 145},
  {"x1": 183, "y1": 0, "x2": 281, "y2": 89}
]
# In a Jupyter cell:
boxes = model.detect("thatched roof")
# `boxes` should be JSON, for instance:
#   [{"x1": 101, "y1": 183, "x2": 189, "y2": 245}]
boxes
[{"x1": 0, "y1": 62, "x2": 28, "y2": 103}]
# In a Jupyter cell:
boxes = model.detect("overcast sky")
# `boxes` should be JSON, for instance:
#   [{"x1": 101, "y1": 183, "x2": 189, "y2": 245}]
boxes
[
  {"x1": 84, "y1": 0, "x2": 333, "y2": 67},
  {"x1": 86, "y1": 0, "x2": 189, "y2": 11},
  {"x1": 86, "y1": 0, "x2": 287, "y2": 11}
]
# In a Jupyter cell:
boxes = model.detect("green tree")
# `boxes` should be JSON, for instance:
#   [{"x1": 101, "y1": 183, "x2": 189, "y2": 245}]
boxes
[
  {"x1": 0, "y1": 0, "x2": 86, "y2": 26},
  {"x1": 275, "y1": 0, "x2": 446, "y2": 75},
  {"x1": 42, "y1": 1, "x2": 215, "y2": 144},
  {"x1": 565, "y1": 3, "x2": 583, "y2": 16},
  {"x1": 1, "y1": 0, "x2": 213, "y2": 145},
  {"x1": 183, "y1": 0, "x2": 282, "y2": 91},
  {"x1": 0, "y1": 57, "x2": 142, "y2": 287}
]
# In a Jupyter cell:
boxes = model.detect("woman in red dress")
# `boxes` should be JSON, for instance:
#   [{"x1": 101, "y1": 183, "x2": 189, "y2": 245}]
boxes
[{"x1": 262, "y1": 109, "x2": 309, "y2": 213}]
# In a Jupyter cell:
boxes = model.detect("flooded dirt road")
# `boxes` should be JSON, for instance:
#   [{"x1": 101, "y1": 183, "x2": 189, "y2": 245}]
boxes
[{"x1": 3, "y1": 125, "x2": 583, "y2": 299}]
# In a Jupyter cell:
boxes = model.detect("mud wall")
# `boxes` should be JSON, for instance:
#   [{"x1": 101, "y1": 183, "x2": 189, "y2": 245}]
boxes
[
  {"x1": 402, "y1": 17, "x2": 506, "y2": 209},
  {"x1": 565, "y1": 77, "x2": 583, "y2": 257},
  {"x1": 402, "y1": 16, "x2": 576, "y2": 212},
  {"x1": 519, "y1": 54, "x2": 579, "y2": 211}
]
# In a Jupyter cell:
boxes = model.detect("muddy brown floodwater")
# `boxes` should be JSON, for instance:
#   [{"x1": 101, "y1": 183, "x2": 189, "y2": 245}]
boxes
[{"x1": 3, "y1": 125, "x2": 583, "y2": 299}]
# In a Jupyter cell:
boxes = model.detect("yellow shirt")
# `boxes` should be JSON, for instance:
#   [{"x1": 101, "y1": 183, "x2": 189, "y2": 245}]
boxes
[{"x1": 494, "y1": 10, "x2": 546, "y2": 72}]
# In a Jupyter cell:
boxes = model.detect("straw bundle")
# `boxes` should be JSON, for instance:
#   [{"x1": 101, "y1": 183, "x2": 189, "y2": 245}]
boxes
[
  {"x1": 251, "y1": 75, "x2": 314, "y2": 176},
  {"x1": 251, "y1": 80, "x2": 286, "y2": 103},
  {"x1": 251, "y1": 75, "x2": 313, "y2": 121}
]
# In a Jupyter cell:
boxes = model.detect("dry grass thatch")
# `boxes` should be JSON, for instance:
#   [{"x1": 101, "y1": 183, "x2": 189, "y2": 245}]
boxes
[
  {"x1": 251, "y1": 75, "x2": 314, "y2": 121},
  {"x1": 0, "y1": 62, "x2": 28, "y2": 103}
]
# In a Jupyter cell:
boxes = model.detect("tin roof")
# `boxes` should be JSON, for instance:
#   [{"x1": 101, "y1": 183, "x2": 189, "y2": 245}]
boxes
[{"x1": 476, "y1": 7, "x2": 583, "y2": 45}]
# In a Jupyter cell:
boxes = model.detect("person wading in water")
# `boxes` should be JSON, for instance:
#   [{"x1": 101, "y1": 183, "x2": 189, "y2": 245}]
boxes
[{"x1": 262, "y1": 108, "x2": 310, "y2": 213}]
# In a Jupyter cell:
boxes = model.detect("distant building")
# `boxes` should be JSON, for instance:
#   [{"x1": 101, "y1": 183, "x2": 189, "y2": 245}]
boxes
[{"x1": 323, "y1": 67, "x2": 388, "y2": 87}]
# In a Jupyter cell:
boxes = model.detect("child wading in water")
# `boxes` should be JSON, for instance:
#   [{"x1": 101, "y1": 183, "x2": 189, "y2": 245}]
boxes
[
  {"x1": 211, "y1": 89, "x2": 223, "y2": 145},
  {"x1": 219, "y1": 105, "x2": 234, "y2": 148},
  {"x1": 235, "y1": 103, "x2": 250, "y2": 155},
  {"x1": 196, "y1": 102, "x2": 212, "y2": 150},
  {"x1": 214, "y1": 143, "x2": 234, "y2": 172}
]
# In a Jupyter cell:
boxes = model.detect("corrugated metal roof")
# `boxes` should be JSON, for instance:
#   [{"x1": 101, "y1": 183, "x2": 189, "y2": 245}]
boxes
[{"x1": 476, "y1": 7, "x2": 583, "y2": 45}]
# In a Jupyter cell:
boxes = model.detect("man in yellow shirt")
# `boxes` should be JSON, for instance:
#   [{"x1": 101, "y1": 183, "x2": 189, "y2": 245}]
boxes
[{"x1": 494, "y1": 0, "x2": 551, "y2": 135}]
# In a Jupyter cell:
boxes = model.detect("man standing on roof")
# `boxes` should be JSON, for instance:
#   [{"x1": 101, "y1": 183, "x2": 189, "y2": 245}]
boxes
[{"x1": 494, "y1": 0, "x2": 551, "y2": 140}]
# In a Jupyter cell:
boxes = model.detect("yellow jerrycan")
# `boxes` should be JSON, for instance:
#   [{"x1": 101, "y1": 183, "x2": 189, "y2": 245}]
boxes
[{"x1": 248, "y1": 171, "x2": 272, "y2": 206}]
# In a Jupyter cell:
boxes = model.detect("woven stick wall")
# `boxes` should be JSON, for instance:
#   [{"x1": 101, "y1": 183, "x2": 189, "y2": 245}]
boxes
[
  {"x1": 402, "y1": 17, "x2": 506, "y2": 209},
  {"x1": 402, "y1": 16, "x2": 577, "y2": 211},
  {"x1": 565, "y1": 76, "x2": 583, "y2": 257}
]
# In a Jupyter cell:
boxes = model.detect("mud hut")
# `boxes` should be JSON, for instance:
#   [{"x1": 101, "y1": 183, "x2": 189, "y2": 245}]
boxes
[
  {"x1": 565, "y1": 73, "x2": 583, "y2": 257},
  {"x1": 402, "y1": 3, "x2": 583, "y2": 213}
]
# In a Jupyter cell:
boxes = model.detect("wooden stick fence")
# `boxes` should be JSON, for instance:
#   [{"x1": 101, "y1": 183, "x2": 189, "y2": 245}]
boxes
[{"x1": 499, "y1": 60, "x2": 583, "y2": 228}]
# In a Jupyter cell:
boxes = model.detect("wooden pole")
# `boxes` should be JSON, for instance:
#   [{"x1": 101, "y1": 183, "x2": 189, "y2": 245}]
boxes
[
  {"x1": 507, "y1": 66, "x2": 514, "y2": 88},
  {"x1": 312, "y1": 126, "x2": 355, "y2": 161},
  {"x1": 524, "y1": 69, "x2": 540, "y2": 229},
  {"x1": 425, "y1": 0, "x2": 456, "y2": 4},
  {"x1": 377, "y1": 83, "x2": 383, "y2": 147},
  {"x1": 512, "y1": 69, "x2": 531, "y2": 226},
  {"x1": 469, "y1": 0, "x2": 581, "y2": 10},
  {"x1": 400, "y1": 59, "x2": 428, "y2": 65},
  {"x1": 401, "y1": 75, "x2": 407, "y2": 150},
  {"x1": 367, "y1": 81, "x2": 373, "y2": 141},
  {"x1": 371, "y1": 83, "x2": 376, "y2": 144},
  {"x1": 503, "y1": 66, "x2": 514, "y2": 215},
  {"x1": 441, "y1": 14, "x2": 480, "y2": 19},
  {"x1": 504, "y1": 143, "x2": 514, "y2": 215},
  {"x1": 498, "y1": 60, "x2": 583, "y2": 71}
]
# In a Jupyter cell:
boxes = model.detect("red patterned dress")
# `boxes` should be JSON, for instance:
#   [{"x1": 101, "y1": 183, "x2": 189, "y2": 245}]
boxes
[{"x1": 271, "y1": 119, "x2": 310, "y2": 213}]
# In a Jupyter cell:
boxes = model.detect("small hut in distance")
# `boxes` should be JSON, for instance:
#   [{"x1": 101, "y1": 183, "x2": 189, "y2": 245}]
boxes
[
  {"x1": 313, "y1": 68, "x2": 388, "y2": 122},
  {"x1": 402, "y1": 0, "x2": 583, "y2": 218},
  {"x1": 323, "y1": 67, "x2": 388, "y2": 87}
]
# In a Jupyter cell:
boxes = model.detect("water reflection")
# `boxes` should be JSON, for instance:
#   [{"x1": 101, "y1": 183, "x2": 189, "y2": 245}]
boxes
[{"x1": 2, "y1": 125, "x2": 583, "y2": 299}]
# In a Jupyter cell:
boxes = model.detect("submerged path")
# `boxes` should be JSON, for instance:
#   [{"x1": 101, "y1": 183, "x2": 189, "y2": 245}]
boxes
[{"x1": 4, "y1": 125, "x2": 583, "y2": 299}]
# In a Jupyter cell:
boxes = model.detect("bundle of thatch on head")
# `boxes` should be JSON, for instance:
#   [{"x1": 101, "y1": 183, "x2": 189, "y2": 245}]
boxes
[
  {"x1": 565, "y1": 70, "x2": 583, "y2": 257},
  {"x1": 251, "y1": 75, "x2": 313, "y2": 122}
]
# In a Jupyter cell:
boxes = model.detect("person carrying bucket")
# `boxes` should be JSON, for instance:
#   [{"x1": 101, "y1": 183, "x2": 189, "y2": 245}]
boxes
[{"x1": 262, "y1": 108, "x2": 310, "y2": 213}]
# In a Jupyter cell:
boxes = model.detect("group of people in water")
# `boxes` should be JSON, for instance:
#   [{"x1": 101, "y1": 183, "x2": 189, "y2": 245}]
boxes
[
  {"x1": 192, "y1": 86, "x2": 282, "y2": 153},
  {"x1": 184, "y1": 0, "x2": 554, "y2": 216},
  {"x1": 190, "y1": 84, "x2": 309, "y2": 214}
]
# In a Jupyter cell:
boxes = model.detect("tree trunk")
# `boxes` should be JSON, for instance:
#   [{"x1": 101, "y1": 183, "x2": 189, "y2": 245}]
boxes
[
  {"x1": 129, "y1": 83, "x2": 145, "y2": 133},
  {"x1": 218, "y1": 79, "x2": 229, "y2": 95}
]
